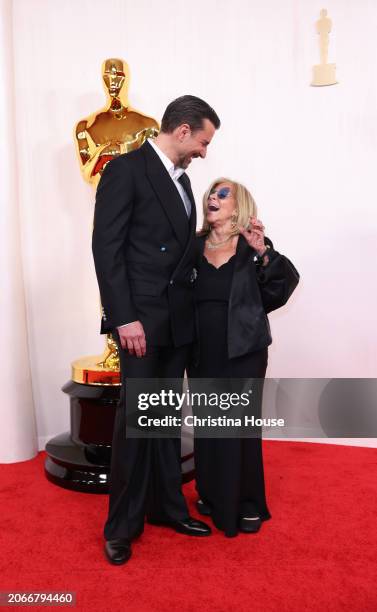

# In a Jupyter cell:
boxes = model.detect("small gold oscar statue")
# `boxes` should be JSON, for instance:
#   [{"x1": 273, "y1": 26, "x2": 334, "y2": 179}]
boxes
[
  {"x1": 73, "y1": 58, "x2": 159, "y2": 384},
  {"x1": 311, "y1": 9, "x2": 338, "y2": 86}
]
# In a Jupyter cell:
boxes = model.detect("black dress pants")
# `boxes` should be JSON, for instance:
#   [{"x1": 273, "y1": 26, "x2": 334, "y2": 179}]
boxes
[{"x1": 103, "y1": 337, "x2": 190, "y2": 541}]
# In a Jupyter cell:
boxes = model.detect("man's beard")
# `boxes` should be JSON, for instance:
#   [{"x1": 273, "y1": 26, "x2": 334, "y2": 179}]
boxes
[{"x1": 177, "y1": 153, "x2": 192, "y2": 169}]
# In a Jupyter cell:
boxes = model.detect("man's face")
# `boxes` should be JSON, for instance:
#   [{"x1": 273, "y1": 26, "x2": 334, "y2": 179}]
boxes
[{"x1": 175, "y1": 119, "x2": 216, "y2": 169}]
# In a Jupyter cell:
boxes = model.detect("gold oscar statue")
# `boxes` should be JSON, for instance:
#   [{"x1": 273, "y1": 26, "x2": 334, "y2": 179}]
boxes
[
  {"x1": 73, "y1": 58, "x2": 159, "y2": 385},
  {"x1": 311, "y1": 9, "x2": 338, "y2": 86}
]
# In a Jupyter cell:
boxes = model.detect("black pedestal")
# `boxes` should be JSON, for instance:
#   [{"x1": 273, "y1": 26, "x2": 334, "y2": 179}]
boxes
[{"x1": 44, "y1": 380, "x2": 194, "y2": 493}]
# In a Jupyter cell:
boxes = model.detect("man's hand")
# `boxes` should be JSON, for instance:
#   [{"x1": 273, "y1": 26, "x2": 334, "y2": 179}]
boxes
[{"x1": 117, "y1": 321, "x2": 146, "y2": 357}]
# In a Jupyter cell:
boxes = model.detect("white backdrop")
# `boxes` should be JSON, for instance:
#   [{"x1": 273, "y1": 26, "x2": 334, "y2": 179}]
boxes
[{"x1": 1, "y1": 0, "x2": 376, "y2": 461}]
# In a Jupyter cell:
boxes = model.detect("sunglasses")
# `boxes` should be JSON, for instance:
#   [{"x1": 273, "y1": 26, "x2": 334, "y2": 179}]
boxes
[{"x1": 208, "y1": 187, "x2": 232, "y2": 200}]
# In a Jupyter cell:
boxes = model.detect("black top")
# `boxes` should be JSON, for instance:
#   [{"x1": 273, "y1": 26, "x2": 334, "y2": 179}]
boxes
[
  {"x1": 193, "y1": 235, "x2": 300, "y2": 359},
  {"x1": 195, "y1": 255, "x2": 235, "y2": 303}
]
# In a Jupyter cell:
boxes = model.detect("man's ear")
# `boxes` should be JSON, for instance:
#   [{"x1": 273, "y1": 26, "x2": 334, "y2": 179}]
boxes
[{"x1": 175, "y1": 123, "x2": 191, "y2": 141}]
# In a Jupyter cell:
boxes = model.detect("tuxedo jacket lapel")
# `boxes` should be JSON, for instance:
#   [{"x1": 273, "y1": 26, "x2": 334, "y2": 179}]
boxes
[
  {"x1": 142, "y1": 141, "x2": 189, "y2": 248},
  {"x1": 179, "y1": 173, "x2": 195, "y2": 214},
  {"x1": 166, "y1": 172, "x2": 197, "y2": 279},
  {"x1": 179, "y1": 172, "x2": 197, "y2": 237}
]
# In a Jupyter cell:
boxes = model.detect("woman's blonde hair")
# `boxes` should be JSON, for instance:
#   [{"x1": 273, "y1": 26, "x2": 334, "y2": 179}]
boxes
[{"x1": 199, "y1": 177, "x2": 258, "y2": 235}]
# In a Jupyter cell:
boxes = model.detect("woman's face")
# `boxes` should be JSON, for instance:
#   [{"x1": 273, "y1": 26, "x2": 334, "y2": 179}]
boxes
[{"x1": 205, "y1": 181, "x2": 237, "y2": 226}]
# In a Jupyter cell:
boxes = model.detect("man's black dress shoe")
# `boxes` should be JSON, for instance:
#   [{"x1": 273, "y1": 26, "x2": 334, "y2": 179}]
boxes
[
  {"x1": 148, "y1": 516, "x2": 212, "y2": 536},
  {"x1": 104, "y1": 539, "x2": 132, "y2": 565},
  {"x1": 196, "y1": 499, "x2": 211, "y2": 516},
  {"x1": 239, "y1": 516, "x2": 262, "y2": 534}
]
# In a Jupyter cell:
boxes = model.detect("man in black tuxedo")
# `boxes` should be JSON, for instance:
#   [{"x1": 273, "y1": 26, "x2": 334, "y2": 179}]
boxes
[{"x1": 92, "y1": 95, "x2": 220, "y2": 565}]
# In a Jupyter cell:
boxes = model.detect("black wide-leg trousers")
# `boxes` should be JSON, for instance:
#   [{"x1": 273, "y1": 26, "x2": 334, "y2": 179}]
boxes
[{"x1": 103, "y1": 336, "x2": 190, "y2": 541}]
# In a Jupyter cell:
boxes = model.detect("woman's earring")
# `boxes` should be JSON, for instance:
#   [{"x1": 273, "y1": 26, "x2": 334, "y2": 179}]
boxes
[{"x1": 231, "y1": 211, "x2": 238, "y2": 229}]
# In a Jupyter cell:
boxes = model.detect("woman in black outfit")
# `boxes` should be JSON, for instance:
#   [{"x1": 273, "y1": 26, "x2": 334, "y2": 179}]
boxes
[{"x1": 189, "y1": 177, "x2": 299, "y2": 537}]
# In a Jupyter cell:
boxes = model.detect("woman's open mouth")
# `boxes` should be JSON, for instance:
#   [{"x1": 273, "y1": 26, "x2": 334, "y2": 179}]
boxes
[{"x1": 208, "y1": 204, "x2": 220, "y2": 212}]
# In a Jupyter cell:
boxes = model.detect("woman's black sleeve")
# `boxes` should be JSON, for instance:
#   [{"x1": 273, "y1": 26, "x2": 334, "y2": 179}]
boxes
[{"x1": 256, "y1": 238, "x2": 300, "y2": 314}]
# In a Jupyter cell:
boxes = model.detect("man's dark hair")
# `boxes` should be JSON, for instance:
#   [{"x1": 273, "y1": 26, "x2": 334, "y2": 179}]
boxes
[{"x1": 161, "y1": 95, "x2": 220, "y2": 133}]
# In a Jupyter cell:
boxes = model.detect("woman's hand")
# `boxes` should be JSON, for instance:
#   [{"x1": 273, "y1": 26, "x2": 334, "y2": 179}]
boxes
[{"x1": 239, "y1": 217, "x2": 266, "y2": 256}]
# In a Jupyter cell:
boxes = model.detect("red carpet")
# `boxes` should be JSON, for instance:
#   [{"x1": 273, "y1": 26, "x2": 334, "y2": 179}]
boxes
[{"x1": 1, "y1": 442, "x2": 376, "y2": 611}]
